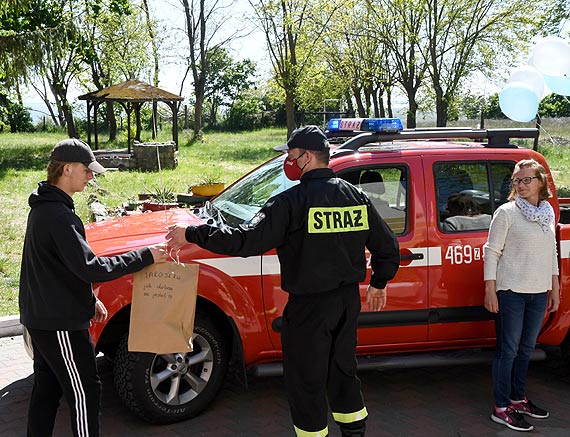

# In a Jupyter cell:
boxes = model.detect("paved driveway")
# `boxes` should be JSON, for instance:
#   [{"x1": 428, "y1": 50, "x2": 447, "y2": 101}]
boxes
[{"x1": 2, "y1": 335, "x2": 570, "y2": 436}]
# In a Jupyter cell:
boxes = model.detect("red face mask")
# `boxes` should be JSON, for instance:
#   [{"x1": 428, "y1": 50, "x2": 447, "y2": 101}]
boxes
[{"x1": 283, "y1": 151, "x2": 307, "y2": 181}]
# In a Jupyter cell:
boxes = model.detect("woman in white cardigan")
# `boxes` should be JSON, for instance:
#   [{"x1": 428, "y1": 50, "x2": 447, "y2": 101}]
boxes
[{"x1": 483, "y1": 158, "x2": 559, "y2": 432}]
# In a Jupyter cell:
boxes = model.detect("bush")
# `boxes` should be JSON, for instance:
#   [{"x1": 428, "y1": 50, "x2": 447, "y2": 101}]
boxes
[
  {"x1": 482, "y1": 93, "x2": 506, "y2": 119},
  {"x1": 224, "y1": 95, "x2": 264, "y2": 131},
  {"x1": 3, "y1": 102, "x2": 35, "y2": 132},
  {"x1": 539, "y1": 94, "x2": 570, "y2": 117}
]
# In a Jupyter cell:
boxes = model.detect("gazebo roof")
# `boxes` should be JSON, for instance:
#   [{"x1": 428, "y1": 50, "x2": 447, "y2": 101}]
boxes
[{"x1": 78, "y1": 79, "x2": 183, "y2": 103}]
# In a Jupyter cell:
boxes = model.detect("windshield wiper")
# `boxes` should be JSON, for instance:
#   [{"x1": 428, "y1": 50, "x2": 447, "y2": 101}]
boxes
[{"x1": 205, "y1": 201, "x2": 227, "y2": 226}]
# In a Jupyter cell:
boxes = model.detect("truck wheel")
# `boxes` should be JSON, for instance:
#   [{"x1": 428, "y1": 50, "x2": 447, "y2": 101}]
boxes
[{"x1": 113, "y1": 312, "x2": 229, "y2": 424}]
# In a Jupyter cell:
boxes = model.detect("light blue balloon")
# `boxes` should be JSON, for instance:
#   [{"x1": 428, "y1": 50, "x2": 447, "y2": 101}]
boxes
[
  {"x1": 499, "y1": 82, "x2": 539, "y2": 122},
  {"x1": 544, "y1": 74, "x2": 570, "y2": 96}
]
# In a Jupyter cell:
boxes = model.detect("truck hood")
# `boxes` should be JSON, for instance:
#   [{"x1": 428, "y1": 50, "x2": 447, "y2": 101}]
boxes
[{"x1": 86, "y1": 208, "x2": 204, "y2": 256}]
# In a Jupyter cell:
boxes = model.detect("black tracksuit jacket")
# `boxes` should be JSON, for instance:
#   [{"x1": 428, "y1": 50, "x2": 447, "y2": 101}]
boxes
[
  {"x1": 186, "y1": 168, "x2": 400, "y2": 295},
  {"x1": 19, "y1": 182, "x2": 154, "y2": 331}
]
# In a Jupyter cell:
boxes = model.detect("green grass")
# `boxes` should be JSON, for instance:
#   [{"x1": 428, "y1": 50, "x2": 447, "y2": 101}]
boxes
[
  {"x1": 1, "y1": 120, "x2": 569, "y2": 317},
  {"x1": 0, "y1": 128, "x2": 286, "y2": 316}
]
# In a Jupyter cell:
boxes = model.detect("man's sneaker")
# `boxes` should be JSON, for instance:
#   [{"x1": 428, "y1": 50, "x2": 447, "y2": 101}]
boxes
[
  {"x1": 491, "y1": 406, "x2": 534, "y2": 432},
  {"x1": 511, "y1": 397, "x2": 549, "y2": 419}
]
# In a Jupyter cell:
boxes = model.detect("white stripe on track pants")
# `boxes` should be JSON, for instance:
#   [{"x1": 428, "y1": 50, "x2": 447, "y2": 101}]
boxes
[{"x1": 27, "y1": 328, "x2": 101, "y2": 437}]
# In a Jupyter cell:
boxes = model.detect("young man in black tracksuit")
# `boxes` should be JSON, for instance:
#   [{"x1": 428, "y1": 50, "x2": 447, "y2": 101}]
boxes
[
  {"x1": 19, "y1": 138, "x2": 167, "y2": 437},
  {"x1": 166, "y1": 126, "x2": 400, "y2": 437}
]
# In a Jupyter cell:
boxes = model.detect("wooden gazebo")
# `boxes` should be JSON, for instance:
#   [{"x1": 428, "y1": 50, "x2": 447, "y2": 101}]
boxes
[{"x1": 78, "y1": 80, "x2": 184, "y2": 153}]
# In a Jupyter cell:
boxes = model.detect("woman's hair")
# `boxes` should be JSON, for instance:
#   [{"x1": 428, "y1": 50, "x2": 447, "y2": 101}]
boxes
[
  {"x1": 446, "y1": 193, "x2": 481, "y2": 216},
  {"x1": 508, "y1": 158, "x2": 551, "y2": 202},
  {"x1": 47, "y1": 160, "x2": 67, "y2": 184}
]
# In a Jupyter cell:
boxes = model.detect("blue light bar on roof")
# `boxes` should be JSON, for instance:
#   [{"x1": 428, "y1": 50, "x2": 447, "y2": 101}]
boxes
[{"x1": 327, "y1": 118, "x2": 403, "y2": 133}]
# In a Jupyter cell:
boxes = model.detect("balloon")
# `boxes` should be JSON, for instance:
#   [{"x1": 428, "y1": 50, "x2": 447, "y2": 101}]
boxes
[
  {"x1": 499, "y1": 81, "x2": 539, "y2": 122},
  {"x1": 543, "y1": 74, "x2": 570, "y2": 96},
  {"x1": 507, "y1": 65, "x2": 545, "y2": 99},
  {"x1": 532, "y1": 36, "x2": 570, "y2": 76}
]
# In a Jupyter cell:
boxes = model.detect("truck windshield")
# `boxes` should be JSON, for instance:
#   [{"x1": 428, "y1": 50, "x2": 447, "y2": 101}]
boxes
[{"x1": 211, "y1": 154, "x2": 299, "y2": 227}]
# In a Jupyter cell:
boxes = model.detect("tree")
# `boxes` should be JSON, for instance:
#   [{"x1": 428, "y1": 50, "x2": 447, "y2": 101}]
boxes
[
  {"x1": 0, "y1": 0, "x2": 74, "y2": 131},
  {"x1": 181, "y1": 0, "x2": 244, "y2": 136},
  {"x1": 422, "y1": 0, "x2": 543, "y2": 126},
  {"x1": 483, "y1": 92, "x2": 505, "y2": 119},
  {"x1": 367, "y1": 0, "x2": 429, "y2": 128},
  {"x1": 539, "y1": 93, "x2": 570, "y2": 117},
  {"x1": 203, "y1": 47, "x2": 256, "y2": 126},
  {"x1": 248, "y1": 0, "x2": 342, "y2": 136},
  {"x1": 81, "y1": 0, "x2": 153, "y2": 141},
  {"x1": 0, "y1": 0, "x2": 72, "y2": 87}
]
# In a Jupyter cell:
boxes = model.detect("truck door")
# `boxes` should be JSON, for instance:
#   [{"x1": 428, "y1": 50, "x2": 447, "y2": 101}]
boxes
[
  {"x1": 349, "y1": 157, "x2": 430, "y2": 348},
  {"x1": 425, "y1": 157, "x2": 515, "y2": 341}
]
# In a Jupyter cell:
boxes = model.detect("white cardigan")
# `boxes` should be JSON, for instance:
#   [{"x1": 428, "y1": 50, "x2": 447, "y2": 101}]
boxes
[{"x1": 483, "y1": 201, "x2": 558, "y2": 293}]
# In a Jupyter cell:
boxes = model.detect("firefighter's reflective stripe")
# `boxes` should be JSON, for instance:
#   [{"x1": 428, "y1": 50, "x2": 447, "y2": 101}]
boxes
[
  {"x1": 308, "y1": 205, "x2": 369, "y2": 233},
  {"x1": 294, "y1": 425, "x2": 329, "y2": 437},
  {"x1": 332, "y1": 406, "x2": 368, "y2": 423}
]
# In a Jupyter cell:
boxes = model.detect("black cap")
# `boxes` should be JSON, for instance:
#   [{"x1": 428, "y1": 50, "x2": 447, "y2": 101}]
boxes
[
  {"x1": 50, "y1": 138, "x2": 106, "y2": 174},
  {"x1": 273, "y1": 125, "x2": 329, "y2": 152}
]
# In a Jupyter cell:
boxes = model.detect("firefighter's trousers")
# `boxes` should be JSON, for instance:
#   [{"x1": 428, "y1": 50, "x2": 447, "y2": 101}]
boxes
[{"x1": 281, "y1": 284, "x2": 368, "y2": 437}]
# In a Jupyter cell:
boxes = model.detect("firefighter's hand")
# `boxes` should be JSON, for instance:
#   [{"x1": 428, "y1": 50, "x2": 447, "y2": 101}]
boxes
[
  {"x1": 367, "y1": 286, "x2": 387, "y2": 312},
  {"x1": 166, "y1": 224, "x2": 190, "y2": 251}
]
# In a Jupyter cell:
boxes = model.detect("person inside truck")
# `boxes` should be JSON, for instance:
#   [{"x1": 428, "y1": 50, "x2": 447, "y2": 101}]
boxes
[
  {"x1": 442, "y1": 193, "x2": 491, "y2": 231},
  {"x1": 483, "y1": 158, "x2": 560, "y2": 432}
]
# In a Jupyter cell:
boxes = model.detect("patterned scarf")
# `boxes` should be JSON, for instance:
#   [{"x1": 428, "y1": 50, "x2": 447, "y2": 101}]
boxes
[{"x1": 515, "y1": 195, "x2": 554, "y2": 233}]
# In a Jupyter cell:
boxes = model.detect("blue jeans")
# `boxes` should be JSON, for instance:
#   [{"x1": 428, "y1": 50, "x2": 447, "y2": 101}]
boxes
[{"x1": 492, "y1": 290, "x2": 547, "y2": 407}]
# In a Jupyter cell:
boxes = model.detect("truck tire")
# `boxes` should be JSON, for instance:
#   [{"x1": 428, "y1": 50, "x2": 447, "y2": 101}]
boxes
[{"x1": 113, "y1": 311, "x2": 229, "y2": 424}]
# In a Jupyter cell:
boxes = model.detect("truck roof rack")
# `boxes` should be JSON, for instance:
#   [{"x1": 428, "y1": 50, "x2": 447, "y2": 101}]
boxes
[{"x1": 329, "y1": 127, "x2": 540, "y2": 152}]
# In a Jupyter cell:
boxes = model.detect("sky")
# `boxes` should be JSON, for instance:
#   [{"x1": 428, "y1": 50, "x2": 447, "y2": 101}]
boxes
[{"x1": 139, "y1": 0, "x2": 270, "y2": 98}]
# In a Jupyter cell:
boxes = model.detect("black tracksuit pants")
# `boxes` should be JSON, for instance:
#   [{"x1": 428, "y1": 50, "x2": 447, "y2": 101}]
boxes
[
  {"x1": 281, "y1": 284, "x2": 368, "y2": 436},
  {"x1": 27, "y1": 328, "x2": 101, "y2": 437}
]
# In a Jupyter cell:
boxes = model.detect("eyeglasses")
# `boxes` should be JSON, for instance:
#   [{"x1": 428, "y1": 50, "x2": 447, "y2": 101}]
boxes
[{"x1": 511, "y1": 176, "x2": 538, "y2": 185}]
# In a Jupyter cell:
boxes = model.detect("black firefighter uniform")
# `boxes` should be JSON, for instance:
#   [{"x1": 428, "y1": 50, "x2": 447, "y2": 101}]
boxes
[{"x1": 184, "y1": 167, "x2": 400, "y2": 436}]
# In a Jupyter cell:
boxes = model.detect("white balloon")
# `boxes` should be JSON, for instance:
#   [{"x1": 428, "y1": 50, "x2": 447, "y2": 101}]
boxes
[
  {"x1": 508, "y1": 65, "x2": 545, "y2": 99},
  {"x1": 532, "y1": 36, "x2": 570, "y2": 76}
]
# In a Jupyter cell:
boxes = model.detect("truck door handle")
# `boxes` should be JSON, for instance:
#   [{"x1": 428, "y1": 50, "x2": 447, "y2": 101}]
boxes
[{"x1": 400, "y1": 253, "x2": 424, "y2": 261}]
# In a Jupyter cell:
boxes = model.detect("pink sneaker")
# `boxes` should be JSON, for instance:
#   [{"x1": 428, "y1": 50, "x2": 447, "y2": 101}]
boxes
[
  {"x1": 511, "y1": 397, "x2": 549, "y2": 419},
  {"x1": 491, "y1": 406, "x2": 533, "y2": 432}
]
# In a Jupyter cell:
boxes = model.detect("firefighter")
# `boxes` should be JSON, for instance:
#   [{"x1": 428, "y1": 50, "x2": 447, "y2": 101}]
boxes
[{"x1": 166, "y1": 125, "x2": 400, "y2": 436}]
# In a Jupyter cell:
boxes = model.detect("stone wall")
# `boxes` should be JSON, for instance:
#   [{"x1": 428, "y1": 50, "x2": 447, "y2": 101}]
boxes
[{"x1": 133, "y1": 140, "x2": 178, "y2": 171}]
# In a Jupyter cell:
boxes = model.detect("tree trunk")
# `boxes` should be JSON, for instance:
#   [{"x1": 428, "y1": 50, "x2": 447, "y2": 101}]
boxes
[
  {"x1": 49, "y1": 80, "x2": 76, "y2": 137},
  {"x1": 353, "y1": 87, "x2": 366, "y2": 117},
  {"x1": 194, "y1": 91, "x2": 205, "y2": 135},
  {"x1": 62, "y1": 101, "x2": 77, "y2": 138},
  {"x1": 386, "y1": 88, "x2": 393, "y2": 118},
  {"x1": 363, "y1": 85, "x2": 372, "y2": 117},
  {"x1": 435, "y1": 93, "x2": 448, "y2": 127},
  {"x1": 285, "y1": 89, "x2": 296, "y2": 137},
  {"x1": 404, "y1": 86, "x2": 418, "y2": 128}
]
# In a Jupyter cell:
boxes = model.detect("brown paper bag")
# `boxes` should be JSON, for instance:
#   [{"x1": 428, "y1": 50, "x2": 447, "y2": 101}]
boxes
[{"x1": 128, "y1": 262, "x2": 199, "y2": 354}]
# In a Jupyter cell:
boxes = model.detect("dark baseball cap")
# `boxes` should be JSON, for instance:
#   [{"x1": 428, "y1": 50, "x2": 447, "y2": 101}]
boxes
[
  {"x1": 273, "y1": 125, "x2": 329, "y2": 152},
  {"x1": 50, "y1": 138, "x2": 106, "y2": 174}
]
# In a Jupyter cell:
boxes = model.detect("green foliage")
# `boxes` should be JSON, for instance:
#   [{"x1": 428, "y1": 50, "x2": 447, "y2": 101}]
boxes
[
  {"x1": 3, "y1": 102, "x2": 35, "y2": 133},
  {"x1": 539, "y1": 94, "x2": 570, "y2": 117},
  {"x1": 148, "y1": 185, "x2": 176, "y2": 203},
  {"x1": 459, "y1": 93, "x2": 485, "y2": 120},
  {"x1": 224, "y1": 94, "x2": 265, "y2": 131},
  {"x1": 203, "y1": 47, "x2": 257, "y2": 126},
  {"x1": 483, "y1": 93, "x2": 506, "y2": 119}
]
